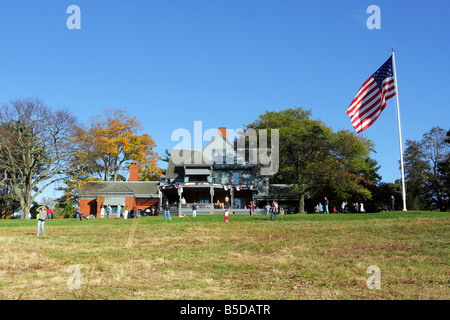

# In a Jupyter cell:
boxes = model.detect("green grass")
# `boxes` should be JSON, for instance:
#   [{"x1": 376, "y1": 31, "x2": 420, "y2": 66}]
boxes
[{"x1": 1, "y1": 211, "x2": 448, "y2": 300}]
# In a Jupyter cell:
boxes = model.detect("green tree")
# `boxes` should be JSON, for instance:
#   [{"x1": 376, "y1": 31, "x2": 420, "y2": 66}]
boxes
[
  {"x1": 246, "y1": 107, "x2": 377, "y2": 212},
  {"x1": 404, "y1": 126, "x2": 450, "y2": 211},
  {"x1": 438, "y1": 130, "x2": 450, "y2": 208},
  {"x1": 404, "y1": 140, "x2": 429, "y2": 209}
]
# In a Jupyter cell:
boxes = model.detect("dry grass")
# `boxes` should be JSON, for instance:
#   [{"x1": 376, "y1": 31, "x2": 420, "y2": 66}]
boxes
[{"x1": 0, "y1": 211, "x2": 448, "y2": 300}]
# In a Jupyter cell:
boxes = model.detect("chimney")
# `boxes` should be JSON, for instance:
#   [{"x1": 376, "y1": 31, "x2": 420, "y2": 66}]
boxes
[
  {"x1": 129, "y1": 162, "x2": 139, "y2": 182},
  {"x1": 218, "y1": 127, "x2": 227, "y2": 140}
]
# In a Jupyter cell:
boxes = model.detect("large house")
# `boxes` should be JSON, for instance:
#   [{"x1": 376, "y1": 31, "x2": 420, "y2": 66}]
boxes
[
  {"x1": 161, "y1": 128, "x2": 299, "y2": 215},
  {"x1": 78, "y1": 128, "x2": 299, "y2": 217}
]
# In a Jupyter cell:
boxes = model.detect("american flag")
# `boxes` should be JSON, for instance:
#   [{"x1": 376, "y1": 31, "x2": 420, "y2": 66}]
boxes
[{"x1": 346, "y1": 56, "x2": 396, "y2": 133}]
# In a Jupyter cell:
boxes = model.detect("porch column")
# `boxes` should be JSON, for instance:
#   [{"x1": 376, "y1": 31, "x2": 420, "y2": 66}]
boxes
[
  {"x1": 210, "y1": 186, "x2": 214, "y2": 215},
  {"x1": 177, "y1": 186, "x2": 183, "y2": 217},
  {"x1": 158, "y1": 187, "x2": 162, "y2": 215},
  {"x1": 230, "y1": 187, "x2": 234, "y2": 214}
]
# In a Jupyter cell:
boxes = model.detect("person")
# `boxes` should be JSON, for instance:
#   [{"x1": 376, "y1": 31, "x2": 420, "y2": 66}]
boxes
[
  {"x1": 265, "y1": 203, "x2": 271, "y2": 215},
  {"x1": 131, "y1": 204, "x2": 138, "y2": 218},
  {"x1": 117, "y1": 204, "x2": 122, "y2": 218},
  {"x1": 333, "y1": 207, "x2": 337, "y2": 213},
  {"x1": 224, "y1": 209, "x2": 229, "y2": 223},
  {"x1": 145, "y1": 208, "x2": 150, "y2": 216},
  {"x1": 163, "y1": 200, "x2": 172, "y2": 222},
  {"x1": 37, "y1": 206, "x2": 47, "y2": 236},
  {"x1": 76, "y1": 208, "x2": 88, "y2": 221},
  {"x1": 314, "y1": 204, "x2": 319, "y2": 214},
  {"x1": 270, "y1": 201, "x2": 278, "y2": 221},
  {"x1": 324, "y1": 197, "x2": 329, "y2": 214},
  {"x1": 192, "y1": 201, "x2": 197, "y2": 218},
  {"x1": 100, "y1": 206, "x2": 105, "y2": 218},
  {"x1": 181, "y1": 197, "x2": 186, "y2": 205},
  {"x1": 250, "y1": 201, "x2": 254, "y2": 216},
  {"x1": 341, "y1": 201, "x2": 346, "y2": 214},
  {"x1": 360, "y1": 202, "x2": 365, "y2": 213},
  {"x1": 224, "y1": 196, "x2": 230, "y2": 209},
  {"x1": 318, "y1": 202, "x2": 323, "y2": 214},
  {"x1": 123, "y1": 209, "x2": 129, "y2": 219},
  {"x1": 391, "y1": 195, "x2": 395, "y2": 212},
  {"x1": 106, "y1": 205, "x2": 112, "y2": 218},
  {"x1": 18, "y1": 210, "x2": 23, "y2": 219},
  {"x1": 46, "y1": 207, "x2": 52, "y2": 219}
]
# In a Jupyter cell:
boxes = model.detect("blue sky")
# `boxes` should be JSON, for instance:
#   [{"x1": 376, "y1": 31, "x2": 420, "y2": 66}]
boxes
[{"x1": 0, "y1": 1, "x2": 449, "y2": 202}]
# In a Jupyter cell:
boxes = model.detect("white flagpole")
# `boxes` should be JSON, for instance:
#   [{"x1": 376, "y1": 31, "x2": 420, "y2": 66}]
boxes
[{"x1": 391, "y1": 48, "x2": 407, "y2": 211}]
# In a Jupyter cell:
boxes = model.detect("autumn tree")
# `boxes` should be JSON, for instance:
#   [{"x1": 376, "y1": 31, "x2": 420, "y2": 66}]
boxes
[
  {"x1": 72, "y1": 109, "x2": 163, "y2": 186},
  {"x1": 0, "y1": 97, "x2": 80, "y2": 218}
]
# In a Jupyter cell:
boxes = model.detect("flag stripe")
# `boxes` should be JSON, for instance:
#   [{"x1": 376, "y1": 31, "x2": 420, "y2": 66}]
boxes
[
  {"x1": 347, "y1": 85, "x2": 379, "y2": 118},
  {"x1": 346, "y1": 56, "x2": 396, "y2": 133}
]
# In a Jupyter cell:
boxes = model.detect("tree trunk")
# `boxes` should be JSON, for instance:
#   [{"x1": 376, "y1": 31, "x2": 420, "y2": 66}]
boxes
[
  {"x1": 298, "y1": 193, "x2": 305, "y2": 213},
  {"x1": 18, "y1": 191, "x2": 32, "y2": 219}
]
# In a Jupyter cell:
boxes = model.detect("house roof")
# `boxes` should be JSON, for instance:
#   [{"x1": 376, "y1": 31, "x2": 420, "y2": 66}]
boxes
[
  {"x1": 79, "y1": 181, "x2": 159, "y2": 199},
  {"x1": 165, "y1": 149, "x2": 209, "y2": 179},
  {"x1": 165, "y1": 131, "x2": 247, "y2": 180}
]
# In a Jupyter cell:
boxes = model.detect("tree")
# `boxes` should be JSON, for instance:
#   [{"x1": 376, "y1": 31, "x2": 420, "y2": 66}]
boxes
[
  {"x1": 404, "y1": 140, "x2": 429, "y2": 209},
  {"x1": 318, "y1": 129, "x2": 376, "y2": 203},
  {"x1": 72, "y1": 109, "x2": 163, "y2": 182},
  {"x1": 245, "y1": 107, "x2": 377, "y2": 212},
  {"x1": 0, "y1": 97, "x2": 80, "y2": 218},
  {"x1": 438, "y1": 130, "x2": 450, "y2": 207},
  {"x1": 404, "y1": 126, "x2": 450, "y2": 211},
  {"x1": 0, "y1": 179, "x2": 13, "y2": 219}
]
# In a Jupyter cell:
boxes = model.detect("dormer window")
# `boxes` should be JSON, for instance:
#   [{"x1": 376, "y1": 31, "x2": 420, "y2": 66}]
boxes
[{"x1": 213, "y1": 151, "x2": 226, "y2": 164}]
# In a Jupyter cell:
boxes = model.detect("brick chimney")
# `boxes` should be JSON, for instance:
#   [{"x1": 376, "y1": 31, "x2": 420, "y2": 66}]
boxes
[
  {"x1": 218, "y1": 127, "x2": 227, "y2": 140},
  {"x1": 129, "y1": 162, "x2": 139, "y2": 182}
]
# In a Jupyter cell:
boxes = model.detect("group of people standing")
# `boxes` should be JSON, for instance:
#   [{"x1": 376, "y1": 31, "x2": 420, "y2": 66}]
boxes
[
  {"x1": 340, "y1": 201, "x2": 365, "y2": 213},
  {"x1": 312, "y1": 197, "x2": 366, "y2": 214},
  {"x1": 314, "y1": 197, "x2": 331, "y2": 214},
  {"x1": 98, "y1": 204, "x2": 143, "y2": 219},
  {"x1": 264, "y1": 201, "x2": 279, "y2": 221}
]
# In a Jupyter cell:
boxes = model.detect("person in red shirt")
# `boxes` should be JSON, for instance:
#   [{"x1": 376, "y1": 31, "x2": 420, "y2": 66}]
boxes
[{"x1": 47, "y1": 207, "x2": 52, "y2": 220}]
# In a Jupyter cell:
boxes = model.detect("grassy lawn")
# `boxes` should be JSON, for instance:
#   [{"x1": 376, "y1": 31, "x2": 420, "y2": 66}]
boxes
[{"x1": 0, "y1": 211, "x2": 448, "y2": 300}]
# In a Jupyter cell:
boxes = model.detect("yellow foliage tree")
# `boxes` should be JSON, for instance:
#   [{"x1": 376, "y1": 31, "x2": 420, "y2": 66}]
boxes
[{"x1": 75, "y1": 109, "x2": 163, "y2": 182}]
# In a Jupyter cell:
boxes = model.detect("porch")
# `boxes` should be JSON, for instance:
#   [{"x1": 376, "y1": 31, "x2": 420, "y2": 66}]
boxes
[{"x1": 176, "y1": 203, "x2": 266, "y2": 215}]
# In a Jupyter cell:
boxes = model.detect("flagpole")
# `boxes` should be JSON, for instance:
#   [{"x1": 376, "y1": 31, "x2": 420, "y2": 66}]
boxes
[{"x1": 391, "y1": 48, "x2": 407, "y2": 211}]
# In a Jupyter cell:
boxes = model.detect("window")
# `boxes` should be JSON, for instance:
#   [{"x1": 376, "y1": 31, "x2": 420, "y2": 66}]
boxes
[
  {"x1": 232, "y1": 172, "x2": 240, "y2": 184},
  {"x1": 241, "y1": 170, "x2": 253, "y2": 184},
  {"x1": 214, "y1": 172, "x2": 219, "y2": 184},
  {"x1": 221, "y1": 172, "x2": 229, "y2": 184},
  {"x1": 214, "y1": 151, "x2": 226, "y2": 164}
]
